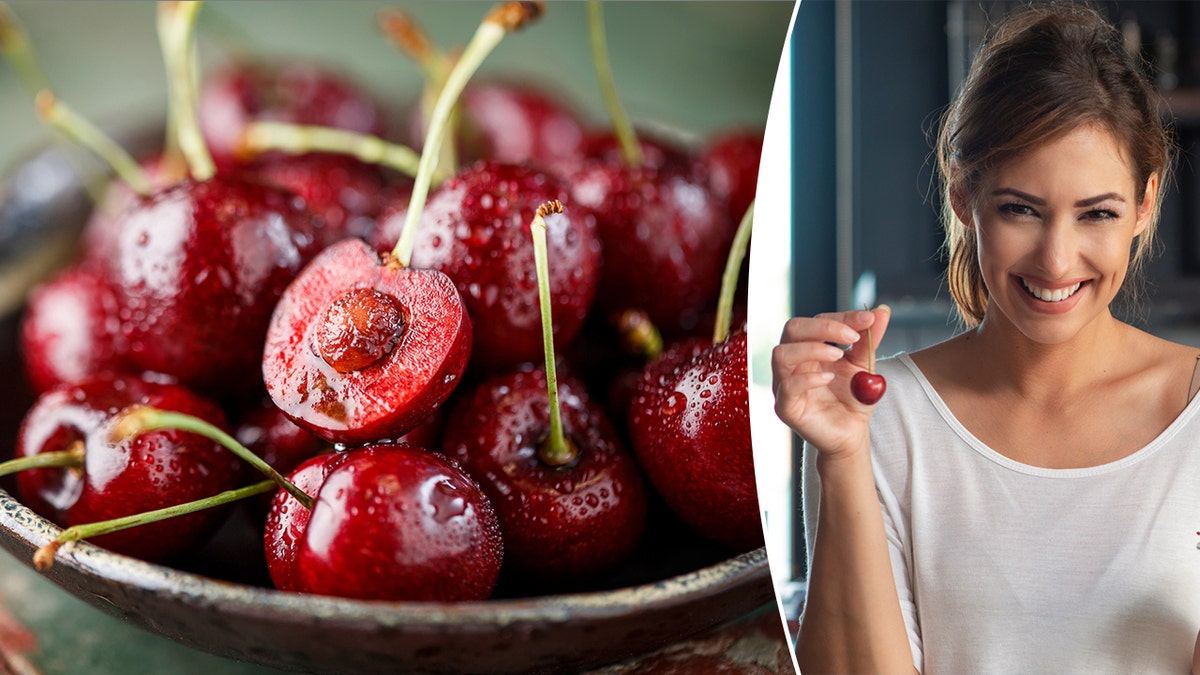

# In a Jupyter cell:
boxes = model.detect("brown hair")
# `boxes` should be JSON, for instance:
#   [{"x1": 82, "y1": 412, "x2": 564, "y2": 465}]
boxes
[{"x1": 936, "y1": 3, "x2": 1174, "y2": 327}]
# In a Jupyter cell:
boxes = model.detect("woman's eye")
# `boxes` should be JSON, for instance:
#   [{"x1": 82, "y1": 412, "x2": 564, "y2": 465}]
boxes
[
  {"x1": 1082, "y1": 208, "x2": 1119, "y2": 221},
  {"x1": 999, "y1": 203, "x2": 1036, "y2": 217}
]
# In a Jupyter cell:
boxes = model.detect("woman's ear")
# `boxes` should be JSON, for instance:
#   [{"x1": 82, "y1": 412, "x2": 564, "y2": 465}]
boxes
[
  {"x1": 949, "y1": 184, "x2": 974, "y2": 229},
  {"x1": 1134, "y1": 172, "x2": 1160, "y2": 237}
]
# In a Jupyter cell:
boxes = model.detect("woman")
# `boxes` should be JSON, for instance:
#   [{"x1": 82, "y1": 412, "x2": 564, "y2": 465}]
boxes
[{"x1": 772, "y1": 5, "x2": 1200, "y2": 674}]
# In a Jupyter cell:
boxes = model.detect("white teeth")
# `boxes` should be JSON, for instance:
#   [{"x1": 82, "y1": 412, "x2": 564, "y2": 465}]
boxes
[{"x1": 1021, "y1": 279, "x2": 1081, "y2": 302}]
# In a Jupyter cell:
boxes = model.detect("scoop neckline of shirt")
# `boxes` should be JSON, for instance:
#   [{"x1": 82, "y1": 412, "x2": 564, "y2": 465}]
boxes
[{"x1": 891, "y1": 351, "x2": 1200, "y2": 478}]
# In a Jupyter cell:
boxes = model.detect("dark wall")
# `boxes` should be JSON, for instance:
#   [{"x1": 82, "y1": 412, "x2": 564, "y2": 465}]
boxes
[{"x1": 852, "y1": 0, "x2": 949, "y2": 303}]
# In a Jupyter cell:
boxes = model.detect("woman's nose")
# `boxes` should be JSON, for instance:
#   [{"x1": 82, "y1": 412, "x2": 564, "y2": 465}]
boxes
[{"x1": 1034, "y1": 218, "x2": 1076, "y2": 278}]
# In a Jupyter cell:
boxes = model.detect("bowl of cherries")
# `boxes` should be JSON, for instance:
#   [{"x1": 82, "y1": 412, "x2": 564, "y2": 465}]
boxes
[{"x1": 0, "y1": 2, "x2": 780, "y2": 673}]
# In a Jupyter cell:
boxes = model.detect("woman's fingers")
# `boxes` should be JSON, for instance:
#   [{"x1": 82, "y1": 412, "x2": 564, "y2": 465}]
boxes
[
  {"x1": 771, "y1": 340, "x2": 845, "y2": 393},
  {"x1": 778, "y1": 313, "x2": 863, "y2": 347}
]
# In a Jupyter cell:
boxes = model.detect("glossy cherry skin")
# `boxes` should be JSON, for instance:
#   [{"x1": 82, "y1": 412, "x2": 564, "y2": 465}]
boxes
[
  {"x1": 441, "y1": 366, "x2": 647, "y2": 587},
  {"x1": 234, "y1": 398, "x2": 329, "y2": 479},
  {"x1": 458, "y1": 80, "x2": 587, "y2": 168},
  {"x1": 198, "y1": 61, "x2": 387, "y2": 172},
  {"x1": 262, "y1": 238, "x2": 472, "y2": 445},
  {"x1": 701, "y1": 129, "x2": 763, "y2": 224},
  {"x1": 14, "y1": 374, "x2": 242, "y2": 561},
  {"x1": 373, "y1": 160, "x2": 601, "y2": 371},
  {"x1": 567, "y1": 158, "x2": 732, "y2": 338},
  {"x1": 628, "y1": 329, "x2": 762, "y2": 552},
  {"x1": 850, "y1": 371, "x2": 887, "y2": 405},
  {"x1": 19, "y1": 265, "x2": 128, "y2": 395},
  {"x1": 263, "y1": 444, "x2": 504, "y2": 601},
  {"x1": 245, "y1": 153, "x2": 389, "y2": 245},
  {"x1": 102, "y1": 174, "x2": 324, "y2": 400}
]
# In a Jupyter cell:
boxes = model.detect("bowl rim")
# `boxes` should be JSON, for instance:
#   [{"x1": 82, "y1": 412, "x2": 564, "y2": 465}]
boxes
[{"x1": 0, "y1": 486, "x2": 771, "y2": 627}]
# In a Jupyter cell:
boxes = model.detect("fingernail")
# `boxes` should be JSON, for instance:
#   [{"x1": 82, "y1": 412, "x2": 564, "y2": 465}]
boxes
[
  {"x1": 842, "y1": 328, "x2": 861, "y2": 343},
  {"x1": 819, "y1": 371, "x2": 835, "y2": 382}
]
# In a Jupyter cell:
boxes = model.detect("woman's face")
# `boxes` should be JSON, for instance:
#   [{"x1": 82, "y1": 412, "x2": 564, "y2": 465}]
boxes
[{"x1": 964, "y1": 123, "x2": 1158, "y2": 345}]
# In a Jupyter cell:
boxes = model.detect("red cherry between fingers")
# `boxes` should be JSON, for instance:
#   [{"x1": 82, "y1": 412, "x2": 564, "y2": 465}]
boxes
[{"x1": 850, "y1": 310, "x2": 886, "y2": 405}]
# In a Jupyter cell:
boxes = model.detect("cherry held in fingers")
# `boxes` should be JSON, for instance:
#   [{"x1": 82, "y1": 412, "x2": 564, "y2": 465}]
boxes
[
  {"x1": 850, "y1": 371, "x2": 886, "y2": 405},
  {"x1": 850, "y1": 314, "x2": 886, "y2": 405}
]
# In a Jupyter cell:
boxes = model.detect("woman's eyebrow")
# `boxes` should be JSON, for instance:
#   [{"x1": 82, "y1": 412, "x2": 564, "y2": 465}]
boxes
[{"x1": 989, "y1": 187, "x2": 1125, "y2": 207}]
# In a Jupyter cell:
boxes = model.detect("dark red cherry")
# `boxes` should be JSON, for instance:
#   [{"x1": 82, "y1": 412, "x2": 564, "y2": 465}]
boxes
[
  {"x1": 103, "y1": 174, "x2": 323, "y2": 400},
  {"x1": 263, "y1": 444, "x2": 504, "y2": 601},
  {"x1": 234, "y1": 398, "x2": 329, "y2": 478},
  {"x1": 567, "y1": 158, "x2": 732, "y2": 337},
  {"x1": 628, "y1": 329, "x2": 761, "y2": 552},
  {"x1": 19, "y1": 265, "x2": 128, "y2": 395},
  {"x1": 701, "y1": 129, "x2": 763, "y2": 224},
  {"x1": 244, "y1": 152, "x2": 389, "y2": 244},
  {"x1": 442, "y1": 366, "x2": 647, "y2": 587},
  {"x1": 262, "y1": 237, "x2": 472, "y2": 445},
  {"x1": 372, "y1": 160, "x2": 601, "y2": 371},
  {"x1": 198, "y1": 61, "x2": 387, "y2": 172},
  {"x1": 14, "y1": 374, "x2": 242, "y2": 561},
  {"x1": 456, "y1": 80, "x2": 587, "y2": 168},
  {"x1": 850, "y1": 371, "x2": 886, "y2": 405}
]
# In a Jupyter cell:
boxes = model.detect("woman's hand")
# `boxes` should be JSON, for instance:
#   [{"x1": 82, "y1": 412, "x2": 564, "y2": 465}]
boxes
[{"x1": 771, "y1": 306, "x2": 891, "y2": 459}]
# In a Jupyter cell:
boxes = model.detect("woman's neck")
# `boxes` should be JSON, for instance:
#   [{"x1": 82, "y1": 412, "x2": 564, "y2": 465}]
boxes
[{"x1": 962, "y1": 306, "x2": 1129, "y2": 404}]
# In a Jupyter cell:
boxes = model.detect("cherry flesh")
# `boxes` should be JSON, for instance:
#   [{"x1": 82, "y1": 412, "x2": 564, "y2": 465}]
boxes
[
  {"x1": 628, "y1": 328, "x2": 762, "y2": 552},
  {"x1": 263, "y1": 444, "x2": 504, "y2": 601},
  {"x1": 441, "y1": 366, "x2": 647, "y2": 587},
  {"x1": 14, "y1": 374, "x2": 243, "y2": 561},
  {"x1": 372, "y1": 160, "x2": 601, "y2": 371},
  {"x1": 262, "y1": 237, "x2": 472, "y2": 445}
]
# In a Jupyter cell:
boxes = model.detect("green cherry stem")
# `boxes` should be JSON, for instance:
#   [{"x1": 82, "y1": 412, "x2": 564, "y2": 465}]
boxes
[
  {"x1": 33, "y1": 480, "x2": 276, "y2": 572},
  {"x1": 35, "y1": 91, "x2": 153, "y2": 196},
  {"x1": 0, "y1": 441, "x2": 84, "y2": 479},
  {"x1": 531, "y1": 199, "x2": 577, "y2": 467},
  {"x1": 158, "y1": 0, "x2": 215, "y2": 181},
  {"x1": 239, "y1": 122, "x2": 423, "y2": 177},
  {"x1": 616, "y1": 309, "x2": 663, "y2": 361},
  {"x1": 378, "y1": 8, "x2": 459, "y2": 179},
  {"x1": 392, "y1": 1, "x2": 544, "y2": 268},
  {"x1": 863, "y1": 304, "x2": 875, "y2": 374},
  {"x1": 712, "y1": 200, "x2": 754, "y2": 345},
  {"x1": 110, "y1": 405, "x2": 314, "y2": 510},
  {"x1": 586, "y1": 1, "x2": 641, "y2": 167},
  {"x1": 0, "y1": 2, "x2": 51, "y2": 96}
]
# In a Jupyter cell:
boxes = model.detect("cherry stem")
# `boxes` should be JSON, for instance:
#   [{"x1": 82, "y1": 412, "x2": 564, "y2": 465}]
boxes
[
  {"x1": 110, "y1": 405, "x2": 314, "y2": 510},
  {"x1": 616, "y1": 309, "x2": 663, "y2": 361},
  {"x1": 32, "y1": 479, "x2": 275, "y2": 572},
  {"x1": 238, "y1": 122, "x2": 423, "y2": 177},
  {"x1": 391, "y1": 1, "x2": 544, "y2": 267},
  {"x1": 158, "y1": 1, "x2": 215, "y2": 182},
  {"x1": 863, "y1": 304, "x2": 875, "y2": 374},
  {"x1": 0, "y1": 441, "x2": 84, "y2": 479},
  {"x1": 378, "y1": 8, "x2": 459, "y2": 178},
  {"x1": 713, "y1": 200, "x2": 754, "y2": 345},
  {"x1": 0, "y1": 2, "x2": 51, "y2": 95},
  {"x1": 34, "y1": 91, "x2": 153, "y2": 196},
  {"x1": 586, "y1": 1, "x2": 641, "y2": 167},
  {"x1": 530, "y1": 199, "x2": 578, "y2": 467}
]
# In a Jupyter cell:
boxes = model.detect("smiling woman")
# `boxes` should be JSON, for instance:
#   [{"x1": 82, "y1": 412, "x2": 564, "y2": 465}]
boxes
[{"x1": 771, "y1": 3, "x2": 1200, "y2": 674}]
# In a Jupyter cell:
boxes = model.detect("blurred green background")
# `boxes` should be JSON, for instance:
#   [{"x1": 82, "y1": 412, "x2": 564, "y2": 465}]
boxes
[{"x1": 0, "y1": 1, "x2": 794, "y2": 170}]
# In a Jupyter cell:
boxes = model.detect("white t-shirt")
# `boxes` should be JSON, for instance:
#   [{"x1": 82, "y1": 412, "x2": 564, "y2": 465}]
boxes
[{"x1": 802, "y1": 352, "x2": 1200, "y2": 674}]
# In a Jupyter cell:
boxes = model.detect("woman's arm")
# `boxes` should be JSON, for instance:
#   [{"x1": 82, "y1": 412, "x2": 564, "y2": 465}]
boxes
[
  {"x1": 797, "y1": 446, "x2": 917, "y2": 674},
  {"x1": 772, "y1": 306, "x2": 917, "y2": 674}
]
